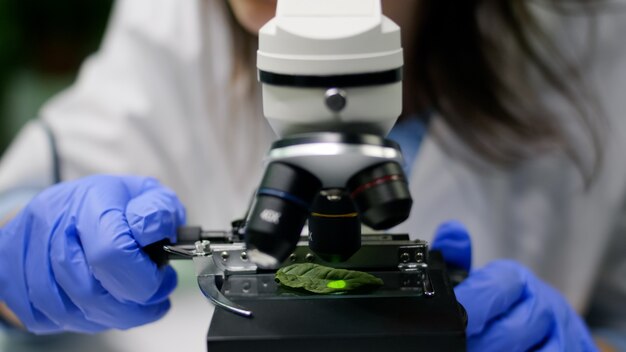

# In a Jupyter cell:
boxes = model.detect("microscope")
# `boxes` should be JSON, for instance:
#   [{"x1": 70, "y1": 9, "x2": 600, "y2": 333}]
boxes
[
  {"x1": 246, "y1": 0, "x2": 410, "y2": 269},
  {"x1": 152, "y1": 1, "x2": 467, "y2": 350}
]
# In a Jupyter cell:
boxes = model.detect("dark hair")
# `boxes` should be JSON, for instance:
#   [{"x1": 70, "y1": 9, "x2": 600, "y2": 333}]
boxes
[
  {"x1": 226, "y1": 1, "x2": 603, "y2": 176},
  {"x1": 413, "y1": 0, "x2": 603, "y2": 177}
]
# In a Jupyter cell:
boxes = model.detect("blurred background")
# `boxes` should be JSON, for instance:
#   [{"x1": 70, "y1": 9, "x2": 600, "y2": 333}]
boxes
[
  {"x1": 0, "y1": 0, "x2": 112, "y2": 153},
  {"x1": 0, "y1": 3, "x2": 223, "y2": 350}
]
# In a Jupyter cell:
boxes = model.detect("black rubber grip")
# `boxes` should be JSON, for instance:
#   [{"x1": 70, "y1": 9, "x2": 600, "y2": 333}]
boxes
[{"x1": 143, "y1": 239, "x2": 171, "y2": 267}]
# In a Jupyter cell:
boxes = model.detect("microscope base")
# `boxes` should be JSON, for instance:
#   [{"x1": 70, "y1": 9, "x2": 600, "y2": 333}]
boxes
[{"x1": 206, "y1": 252, "x2": 466, "y2": 352}]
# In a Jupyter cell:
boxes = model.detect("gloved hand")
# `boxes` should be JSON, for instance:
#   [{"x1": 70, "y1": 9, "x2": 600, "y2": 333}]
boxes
[
  {"x1": 0, "y1": 175, "x2": 185, "y2": 334},
  {"x1": 431, "y1": 221, "x2": 598, "y2": 352}
]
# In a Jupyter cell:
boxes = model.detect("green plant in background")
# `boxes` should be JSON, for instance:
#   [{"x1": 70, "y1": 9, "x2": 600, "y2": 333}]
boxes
[
  {"x1": 0, "y1": 0, "x2": 112, "y2": 153},
  {"x1": 0, "y1": 0, "x2": 22, "y2": 148}
]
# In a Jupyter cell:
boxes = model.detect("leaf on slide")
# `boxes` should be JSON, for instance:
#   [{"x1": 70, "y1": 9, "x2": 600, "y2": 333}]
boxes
[{"x1": 275, "y1": 263, "x2": 384, "y2": 294}]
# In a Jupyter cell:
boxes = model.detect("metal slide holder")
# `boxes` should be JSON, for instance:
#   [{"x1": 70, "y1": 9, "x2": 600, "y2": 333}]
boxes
[{"x1": 164, "y1": 240, "x2": 256, "y2": 317}]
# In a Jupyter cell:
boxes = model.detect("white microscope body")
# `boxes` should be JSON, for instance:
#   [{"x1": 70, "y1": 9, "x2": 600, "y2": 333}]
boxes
[
  {"x1": 258, "y1": 0, "x2": 403, "y2": 137},
  {"x1": 246, "y1": 0, "x2": 412, "y2": 268}
]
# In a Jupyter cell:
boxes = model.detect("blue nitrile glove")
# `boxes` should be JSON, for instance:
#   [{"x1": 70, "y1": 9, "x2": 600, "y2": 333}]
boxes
[
  {"x1": 0, "y1": 175, "x2": 185, "y2": 334},
  {"x1": 431, "y1": 221, "x2": 598, "y2": 352}
]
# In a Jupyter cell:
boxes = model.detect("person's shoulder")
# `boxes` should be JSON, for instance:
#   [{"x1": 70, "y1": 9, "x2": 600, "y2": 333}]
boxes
[{"x1": 110, "y1": 0, "x2": 215, "y2": 45}]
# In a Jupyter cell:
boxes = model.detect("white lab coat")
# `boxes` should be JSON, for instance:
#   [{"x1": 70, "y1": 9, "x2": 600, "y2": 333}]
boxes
[{"x1": 0, "y1": 0, "x2": 625, "y2": 350}]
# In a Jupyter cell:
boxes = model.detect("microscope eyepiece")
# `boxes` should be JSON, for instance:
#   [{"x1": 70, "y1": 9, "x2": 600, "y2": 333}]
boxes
[
  {"x1": 245, "y1": 162, "x2": 322, "y2": 269},
  {"x1": 347, "y1": 162, "x2": 412, "y2": 230}
]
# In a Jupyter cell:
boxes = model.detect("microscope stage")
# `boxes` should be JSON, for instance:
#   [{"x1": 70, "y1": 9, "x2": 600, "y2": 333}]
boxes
[{"x1": 206, "y1": 252, "x2": 466, "y2": 352}]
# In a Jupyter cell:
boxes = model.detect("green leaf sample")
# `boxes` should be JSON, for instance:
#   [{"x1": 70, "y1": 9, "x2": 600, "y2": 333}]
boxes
[{"x1": 275, "y1": 263, "x2": 384, "y2": 294}]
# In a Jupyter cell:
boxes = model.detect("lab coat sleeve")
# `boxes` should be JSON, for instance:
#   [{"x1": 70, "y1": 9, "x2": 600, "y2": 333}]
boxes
[
  {"x1": 0, "y1": 0, "x2": 153, "y2": 196},
  {"x1": 38, "y1": 0, "x2": 198, "y2": 179},
  {"x1": 0, "y1": 121, "x2": 54, "y2": 194},
  {"x1": 587, "y1": 202, "x2": 626, "y2": 340},
  {"x1": 0, "y1": 0, "x2": 163, "y2": 212},
  {"x1": 0, "y1": 121, "x2": 54, "y2": 219},
  {"x1": 583, "y1": 4, "x2": 626, "y2": 338},
  {"x1": 0, "y1": 0, "x2": 266, "y2": 229},
  {"x1": 6, "y1": 0, "x2": 212, "y2": 189}
]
